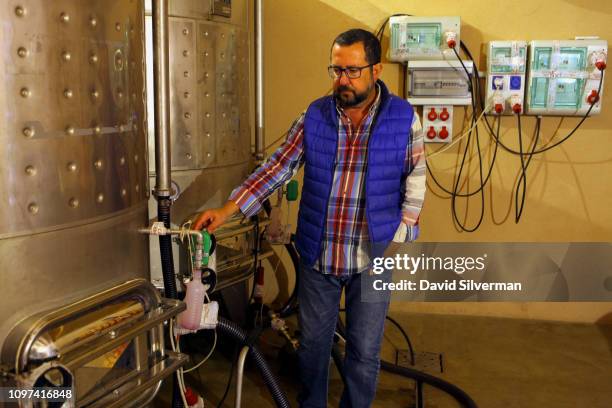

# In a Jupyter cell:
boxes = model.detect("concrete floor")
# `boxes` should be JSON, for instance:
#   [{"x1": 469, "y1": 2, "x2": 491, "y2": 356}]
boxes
[{"x1": 152, "y1": 312, "x2": 612, "y2": 407}]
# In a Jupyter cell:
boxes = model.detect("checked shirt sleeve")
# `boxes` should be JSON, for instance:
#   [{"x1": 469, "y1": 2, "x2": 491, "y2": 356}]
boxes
[
  {"x1": 228, "y1": 113, "x2": 306, "y2": 218},
  {"x1": 393, "y1": 114, "x2": 426, "y2": 243}
]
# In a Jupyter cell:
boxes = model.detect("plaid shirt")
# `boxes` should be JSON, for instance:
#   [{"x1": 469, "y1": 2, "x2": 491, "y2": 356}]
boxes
[{"x1": 229, "y1": 85, "x2": 426, "y2": 276}]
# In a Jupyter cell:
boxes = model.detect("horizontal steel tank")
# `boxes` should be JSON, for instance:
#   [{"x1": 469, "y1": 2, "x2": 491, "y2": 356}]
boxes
[{"x1": 0, "y1": 1, "x2": 185, "y2": 406}]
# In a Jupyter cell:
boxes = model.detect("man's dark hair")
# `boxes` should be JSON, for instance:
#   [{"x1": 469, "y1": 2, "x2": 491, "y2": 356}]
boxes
[{"x1": 332, "y1": 29, "x2": 381, "y2": 65}]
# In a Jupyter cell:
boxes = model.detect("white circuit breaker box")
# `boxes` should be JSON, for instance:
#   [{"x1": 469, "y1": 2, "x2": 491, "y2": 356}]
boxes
[
  {"x1": 525, "y1": 39, "x2": 607, "y2": 116},
  {"x1": 389, "y1": 16, "x2": 461, "y2": 61},
  {"x1": 486, "y1": 41, "x2": 527, "y2": 114}
]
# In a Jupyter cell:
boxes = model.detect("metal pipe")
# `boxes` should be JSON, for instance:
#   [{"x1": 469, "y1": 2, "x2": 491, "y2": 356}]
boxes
[
  {"x1": 152, "y1": 0, "x2": 172, "y2": 197},
  {"x1": 255, "y1": 0, "x2": 265, "y2": 162},
  {"x1": 235, "y1": 345, "x2": 250, "y2": 408}
]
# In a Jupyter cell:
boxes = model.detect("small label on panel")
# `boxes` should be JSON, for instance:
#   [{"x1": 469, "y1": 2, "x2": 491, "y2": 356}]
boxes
[{"x1": 212, "y1": 0, "x2": 231, "y2": 17}]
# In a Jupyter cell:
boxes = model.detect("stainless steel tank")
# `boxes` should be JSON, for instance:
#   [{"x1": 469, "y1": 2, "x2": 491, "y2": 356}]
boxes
[
  {"x1": 145, "y1": 0, "x2": 270, "y2": 291},
  {"x1": 0, "y1": 1, "x2": 185, "y2": 406}
]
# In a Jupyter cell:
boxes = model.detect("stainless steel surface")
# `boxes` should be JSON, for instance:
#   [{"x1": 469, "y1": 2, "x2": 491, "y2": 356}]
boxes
[
  {"x1": 215, "y1": 249, "x2": 274, "y2": 291},
  {"x1": 3, "y1": 279, "x2": 158, "y2": 371},
  {"x1": 146, "y1": 16, "x2": 251, "y2": 171},
  {"x1": 152, "y1": 0, "x2": 172, "y2": 197},
  {"x1": 3, "y1": 279, "x2": 187, "y2": 407},
  {"x1": 214, "y1": 218, "x2": 270, "y2": 241},
  {"x1": 255, "y1": 0, "x2": 265, "y2": 161},
  {"x1": 0, "y1": 1, "x2": 181, "y2": 405},
  {"x1": 0, "y1": 0, "x2": 148, "y2": 238},
  {"x1": 0, "y1": 203, "x2": 150, "y2": 351},
  {"x1": 235, "y1": 345, "x2": 250, "y2": 408},
  {"x1": 87, "y1": 350, "x2": 187, "y2": 408},
  {"x1": 146, "y1": 0, "x2": 251, "y2": 174},
  {"x1": 0, "y1": 0, "x2": 150, "y2": 341},
  {"x1": 145, "y1": 0, "x2": 254, "y2": 289}
]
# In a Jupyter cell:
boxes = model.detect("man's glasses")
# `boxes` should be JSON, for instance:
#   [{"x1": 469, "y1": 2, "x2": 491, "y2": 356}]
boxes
[{"x1": 327, "y1": 63, "x2": 376, "y2": 79}]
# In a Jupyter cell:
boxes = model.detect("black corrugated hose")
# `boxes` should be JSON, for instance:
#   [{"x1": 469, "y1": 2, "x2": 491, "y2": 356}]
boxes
[
  {"x1": 217, "y1": 317, "x2": 291, "y2": 408},
  {"x1": 158, "y1": 198, "x2": 178, "y2": 299},
  {"x1": 157, "y1": 197, "x2": 183, "y2": 408},
  {"x1": 379, "y1": 361, "x2": 478, "y2": 408}
]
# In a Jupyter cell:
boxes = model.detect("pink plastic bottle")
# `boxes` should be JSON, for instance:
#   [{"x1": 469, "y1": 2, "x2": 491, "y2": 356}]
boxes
[
  {"x1": 178, "y1": 269, "x2": 205, "y2": 330},
  {"x1": 178, "y1": 232, "x2": 207, "y2": 330}
]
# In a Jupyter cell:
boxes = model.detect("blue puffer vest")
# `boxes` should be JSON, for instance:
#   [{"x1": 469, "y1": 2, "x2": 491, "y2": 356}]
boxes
[{"x1": 295, "y1": 80, "x2": 415, "y2": 266}]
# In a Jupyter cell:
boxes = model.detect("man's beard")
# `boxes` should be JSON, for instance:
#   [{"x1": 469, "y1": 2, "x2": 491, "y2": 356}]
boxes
[{"x1": 334, "y1": 83, "x2": 372, "y2": 108}]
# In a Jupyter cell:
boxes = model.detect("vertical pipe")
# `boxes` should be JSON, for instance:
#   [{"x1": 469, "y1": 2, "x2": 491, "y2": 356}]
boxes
[
  {"x1": 255, "y1": 0, "x2": 265, "y2": 162},
  {"x1": 151, "y1": 3, "x2": 181, "y2": 407},
  {"x1": 152, "y1": 0, "x2": 171, "y2": 196}
]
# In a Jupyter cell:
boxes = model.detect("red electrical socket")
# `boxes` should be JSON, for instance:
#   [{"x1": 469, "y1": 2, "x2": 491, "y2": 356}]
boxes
[
  {"x1": 427, "y1": 108, "x2": 437, "y2": 121},
  {"x1": 512, "y1": 103, "x2": 522, "y2": 114},
  {"x1": 439, "y1": 108, "x2": 450, "y2": 121},
  {"x1": 426, "y1": 126, "x2": 437, "y2": 139},
  {"x1": 445, "y1": 32, "x2": 457, "y2": 49},
  {"x1": 494, "y1": 103, "x2": 504, "y2": 114},
  {"x1": 439, "y1": 126, "x2": 449, "y2": 139},
  {"x1": 587, "y1": 89, "x2": 600, "y2": 104}
]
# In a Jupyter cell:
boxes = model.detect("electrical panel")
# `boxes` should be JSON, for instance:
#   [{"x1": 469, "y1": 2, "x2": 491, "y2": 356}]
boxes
[
  {"x1": 423, "y1": 105, "x2": 454, "y2": 143},
  {"x1": 389, "y1": 16, "x2": 461, "y2": 61},
  {"x1": 486, "y1": 41, "x2": 527, "y2": 115},
  {"x1": 525, "y1": 39, "x2": 607, "y2": 115},
  {"x1": 407, "y1": 60, "x2": 473, "y2": 106}
]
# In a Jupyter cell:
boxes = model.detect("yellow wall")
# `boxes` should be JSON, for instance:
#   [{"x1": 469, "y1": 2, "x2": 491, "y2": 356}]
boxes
[{"x1": 261, "y1": 0, "x2": 612, "y2": 323}]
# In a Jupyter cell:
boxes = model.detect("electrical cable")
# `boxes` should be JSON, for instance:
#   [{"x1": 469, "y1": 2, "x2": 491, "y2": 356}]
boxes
[
  {"x1": 379, "y1": 360, "x2": 478, "y2": 408},
  {"x1": 426, "y1": 114, "x2": 500, "y2": 197},
  {"x1": 428, "y1": 48, "x2": 498, "y2": 195},
  {"x1": 425, "y1": 101, "x2": 492, "y2": 160},
  {"x1": 183, "y1": 328, "x2": 218, "y2": 373},
  {"x1": 517, "y1": 73, "x2": 603, "y2": 154},
  {"x1": 514, "y1": 116, "x2": 541, "y2": 223},
  {"x1": 384, "y1": 314, "x2": 416, "y2": 366},
  {"x1": 451, "y1": 41, "x2": 603, "y2": 228},
  {"x1": 264, "y1": 131, "x2": 289, "y2": 152},
  {"x1": 514, "y1": 114, "x2": 527, "y2": 222},
  {"x1": 447, "y1": 46, "x2": 487, "y2": 232}
]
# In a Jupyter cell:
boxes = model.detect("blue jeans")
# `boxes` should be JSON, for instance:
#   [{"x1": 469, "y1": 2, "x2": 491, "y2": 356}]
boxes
[{"x1": 297, "y1": 262, "x2": 391, "y2": 408}]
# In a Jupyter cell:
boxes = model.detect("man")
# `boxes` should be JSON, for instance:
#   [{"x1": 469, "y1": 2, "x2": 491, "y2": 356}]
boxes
[{"x1": 194, "y1": 29, "x2": 425, "y2": 408}]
